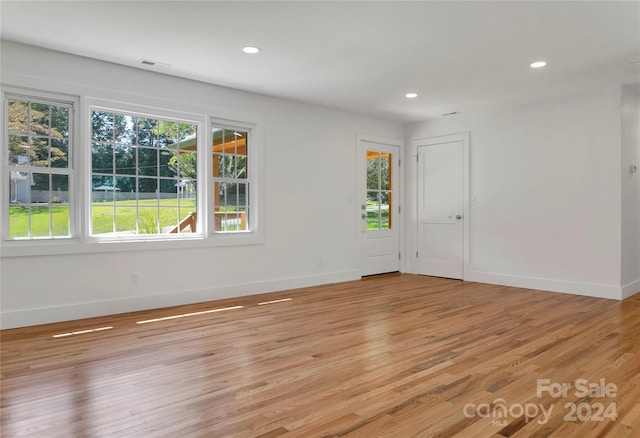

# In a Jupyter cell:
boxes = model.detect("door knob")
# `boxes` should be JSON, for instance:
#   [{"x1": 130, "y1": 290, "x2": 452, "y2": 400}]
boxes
[{"x1": 456, "y1": 215, "x2": 462, "y2": 220}]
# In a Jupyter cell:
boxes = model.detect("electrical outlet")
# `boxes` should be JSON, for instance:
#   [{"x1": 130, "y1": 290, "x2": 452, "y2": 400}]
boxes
[
  {"x1": 131, "y1": 273, "x2": 140, "y2": 286},
  {"x1": 317, "y1": 257, "x2": 323, "y2": 267}
]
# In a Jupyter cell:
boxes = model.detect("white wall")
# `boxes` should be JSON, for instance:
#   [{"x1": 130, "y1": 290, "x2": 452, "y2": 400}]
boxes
[
  {"x1": 0, "y1": 41, "x2": 403, "y2": 328},
  {"x1": 621, "y1": 83, "x2": 640, "y2": 298},
  {"x1": 405, "y1": 89, "x2": 624, "y2": 299}
]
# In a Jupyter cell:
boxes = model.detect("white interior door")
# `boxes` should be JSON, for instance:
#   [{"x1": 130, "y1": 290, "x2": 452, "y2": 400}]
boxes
[
  {"x1": 416, "y1": 136, "x2": 467, "y2": 279},
  {"x1": 359, "y1": 137, "x2": 400, "y2": 276}
]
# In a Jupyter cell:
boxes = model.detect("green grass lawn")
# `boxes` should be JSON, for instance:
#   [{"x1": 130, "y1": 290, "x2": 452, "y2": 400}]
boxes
[
  {"x1": 9, "y1": 199, "x2": 198, "y2": 238},
  {"x1": 9, "y1": 205, "x2": 70, "y2": 238},
  {"x1": 92, "y1": 198, "x2": 197, "y2": 234}
]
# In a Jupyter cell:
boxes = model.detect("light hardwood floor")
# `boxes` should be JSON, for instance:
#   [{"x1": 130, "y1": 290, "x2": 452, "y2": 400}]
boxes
[{"x1": 2, "y1": 274, "x2": 639, "y2": 437}]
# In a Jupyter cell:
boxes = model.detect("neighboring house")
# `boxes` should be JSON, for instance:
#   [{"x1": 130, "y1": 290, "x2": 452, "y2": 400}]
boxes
[{"x1": 9, "y1": 171, "x2": 29, "y2": 203}]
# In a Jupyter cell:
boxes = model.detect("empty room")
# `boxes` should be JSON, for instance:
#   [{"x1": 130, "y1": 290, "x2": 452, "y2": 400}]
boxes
[{"x1": 1, "y1": 1, "x2": 639, "y2": 437}]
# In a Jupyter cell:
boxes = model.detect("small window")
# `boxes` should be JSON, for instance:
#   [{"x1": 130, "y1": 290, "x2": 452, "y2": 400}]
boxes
[
  {"x1": 4, "y1": 95, "x2": 74, "y2": 239},
  {"x1": 90, "y1": 108, "x2": 199, "y2": 238},
  {"x1": 212, "y1": 126, "x2": 251, "y2": 232}
]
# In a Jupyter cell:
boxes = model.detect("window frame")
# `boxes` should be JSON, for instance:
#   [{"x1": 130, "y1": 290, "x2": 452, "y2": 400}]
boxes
[
  {"x1": 0, "y1": 92, "x2": 263, "y2": 256},
  {"x1": 210, "y1": 120, "x2": 255, "y2": 235},
  {"x1": 208, "y1": 117, "x2": 262, "y2": 245},
  {"x1": 85, "y1": 99, "x2": 208, "y2": 243},
  {"x1": 2, "y1": 89, "x2": 78, "y2": 243}
]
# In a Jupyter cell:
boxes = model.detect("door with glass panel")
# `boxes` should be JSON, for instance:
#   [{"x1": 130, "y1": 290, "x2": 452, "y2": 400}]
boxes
[{"x1": 359, "y1": 137, "x2": 401, "y2": 276}]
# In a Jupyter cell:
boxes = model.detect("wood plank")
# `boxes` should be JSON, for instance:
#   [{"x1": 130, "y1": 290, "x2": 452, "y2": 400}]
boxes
[{"x1": 1, "y1": 274, "x2": 639, "y2": 437}]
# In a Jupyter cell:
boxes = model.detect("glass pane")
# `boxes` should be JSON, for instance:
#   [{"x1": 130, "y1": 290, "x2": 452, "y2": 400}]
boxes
[
  {"x1": 138, "y1": 208, "x2": 159, "y2": 234},
  {"x1": 8, "y1": 135, "x2": 29, "y2": 165},
  {"x1": 213, "y1": 153, "x2": 223, "y2": 177},
  {"x1": 115, "y1": 144, "x2": 136, "y2": 175},
  {"x1": 236, "y1": 155, "x2": 247, "y2": 179},
  {"x1": 115, "y1": 114, "x2": 136, "y2": 144},
  {"x1": 31, "y1": 173, "x2": 50, "y2": 203},
  {"x1": 160, "y1": 207, "x2": 180, "y2": 233},
  {"x1": 30, "y1": 206, "x2": 51, "y2": 237},
  {"x1": 137, "y1": 118, "x2": 158, "y2": 146},
  {"x1": 380, "y1": 153, "x2": 391, "y2": 190},
  {"x1": 212, "y1": 128, "x2": 223, "y2": 153},
  {"x1": 157, "y1": 121, "x2": 177, "y2": 147},
  {"x1": 31, "y1": 137, "x2": 49, "y2": 167},
  {"x1": 92, "y1": 202, "x2": 114, "y2": 234},
  {"x1": 367, "y1": 191, "x2": 380, "y2": 230},
  {"x1": 52, "y1": 174, "x2": 69, "y2": 203},
  {"x1": 51, "y1": 204, "x2": 70, "y2": 237},
  {"x1": 222, "y1": 155, "x2": 234, "y2": 178},
  {"x1": 366, "y1": 151, "x2": 380, "y2": 190},
  {"x1": 51, "y1": 105, "x2": 69, "y2": 139},
  {"x1": 380, "y1": 191, "x2": 391, "y2": 230},
  {"x1": 115, "y1": 207, "x2": 137, "y2": 233},
  {"x1": 51, "y1": 139, "x2": 68, "y2": 168},
  {"x1": 159, "y1": 179, "x2": 178, "y2": 206},
  {"x1": 214, "y1": 181, "x2": 224, "y2": 231},
  {"x1": 8, "y1": 205, "x2": 29, "y2": 238},
  {"x1": 159, "y1": 149, "x2": 173, "y2": 177},
  {"x1": 91, "y1": 111, "x2": 114, "y2": 142},
  {"x1": 115, "y1": 176, "x2": 135, "y2": 197},
  {"x1": 92, "y1": 175, "x2": 116, "y2": 203},
  {"x1": 178, "y1": 123, "x2": 197, "y2": 149},
  {"x1": 178, "y1": 192, "x2": 197, "y2": 210},
  {"x1": 234, "y1": 131, "x2": 248, "y2": 156},
  {"x1": 92, "y1": 143, "x2": 113, "y2": 174},
  {"x1": 138, "y1": 148, "x2": 158, "y2": 176},
  {"x1": 236, "y1": 183, "x2": 248, "y2": 209},
  {"x1": 8, "y1": 100, "x2": 28, "y2": 134},
  {"x1": 10, "y1": 171, "x2": 30, "y2": 203},
  {"x1": 218, "y1": 181, "x2": 228, "y2": 208},
  {"x1": 178, "y1": 208, "x2": 196, "y2": 233},
  {"x1": 138, "y1": 177, "x2": 158, "y2": 204},
  {"x1": 169, "y1": 151, "x2": 196, "y2": 179},
  {"x1": 30, "y1": 102, "x2": 50, "y2": 136}
]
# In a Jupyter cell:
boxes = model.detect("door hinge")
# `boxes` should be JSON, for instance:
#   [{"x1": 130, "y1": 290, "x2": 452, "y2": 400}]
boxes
[
  {"x1": 399, "y1": 159, "x2": 401, "y2": 167},
  {"x1": 398, "y1": 205, "x2": 401, "y2": 214},
  {"x1": 416, "y1": 251, "x2": 419, "y2": 258},
  {"x1": 399, "y1": 252, "x2": 401, "y2": 260},
  {"x1": 416, "y1": 155, "x2": 419, "y2": 163}
]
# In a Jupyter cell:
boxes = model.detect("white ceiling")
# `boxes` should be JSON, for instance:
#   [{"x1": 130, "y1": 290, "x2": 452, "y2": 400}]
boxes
[{"x1": 1, "y1": 1, "x2": 639, "y2": 123}]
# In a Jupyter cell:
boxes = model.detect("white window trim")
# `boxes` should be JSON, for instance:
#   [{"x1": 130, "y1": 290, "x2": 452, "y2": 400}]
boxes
[
  {"x1": 208, "y1": 117, "x2": 264, "y2": 246},
  {"x1": 1, "y1": 88, "x2": 79, "y2": 244},
  {"x1": 0, "y1": 94, "x2": 264, "y2": 257},
  {"x1": 210, "y1": 119, "x2": 255, "y2": 234},
  {"x1": 84, "y1": 98, "x2": 208, "y2": 243}
]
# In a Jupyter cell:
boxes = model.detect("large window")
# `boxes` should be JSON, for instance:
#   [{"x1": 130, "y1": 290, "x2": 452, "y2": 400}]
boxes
[
  {"x1": 4, "y1": 95, "x2": 73, "y2": 239},
  {"x1": 2, "y1": 91, "x2": 260, "y2": 250},
  {"x1": 212, "y1": 126, "x2": 250, "y2": 232},
  {"x1": 90, "y1": 108, "x2": 199, "y2": 238}
]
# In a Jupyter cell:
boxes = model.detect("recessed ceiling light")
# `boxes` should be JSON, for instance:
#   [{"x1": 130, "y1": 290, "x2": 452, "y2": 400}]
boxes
[
  {"x1": 242, "y1": 46, "x2": 260, "y2": 54},
  {"x1": 530, "y1": 61, "x2": 547, "y2": 69},
  {"x1": 405, "y1": 93, "x2": 418, "y2": 99}
]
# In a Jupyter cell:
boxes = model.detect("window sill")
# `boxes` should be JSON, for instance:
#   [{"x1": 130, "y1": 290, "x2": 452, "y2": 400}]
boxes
[{"x1": 0, "y1": 231, "x2": 263, "y2": 258}]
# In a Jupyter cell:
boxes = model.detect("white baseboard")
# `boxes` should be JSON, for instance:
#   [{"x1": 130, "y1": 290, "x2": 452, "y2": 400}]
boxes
[
  {"x1": 465, "y1": 270, "x2": 623, "y2": 300},
  {"x1": 621, "y1": 280, "x2": 640, "y2": 299},
  {"x1": 0, "y1": 270, "x2": 359, "y2": 330}
]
